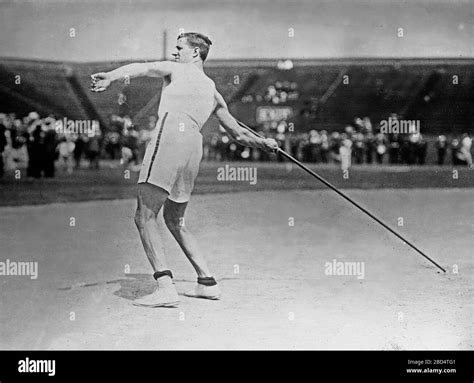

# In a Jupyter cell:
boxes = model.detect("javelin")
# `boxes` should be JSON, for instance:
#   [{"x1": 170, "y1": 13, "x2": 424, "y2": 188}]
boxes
[{"x1": 235, "y1": 119, "x2": 446, "y2": 273}]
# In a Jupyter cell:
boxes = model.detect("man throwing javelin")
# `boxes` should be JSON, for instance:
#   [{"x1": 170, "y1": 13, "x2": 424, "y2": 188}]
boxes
[{"x1": 91, "y1": 32, "x2": 278, "y2": 307}]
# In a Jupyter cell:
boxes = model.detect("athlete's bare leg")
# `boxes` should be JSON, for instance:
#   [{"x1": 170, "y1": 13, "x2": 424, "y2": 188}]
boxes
[
  {"x1": 163, "y1": 199, "x2": 213, "y2": 279},
  {"x1": 133, "y1": 183, "x2": 179, "y2": 307},
  {"x1": 135, "y1": 183, "x2": 170, "y2": 275}
]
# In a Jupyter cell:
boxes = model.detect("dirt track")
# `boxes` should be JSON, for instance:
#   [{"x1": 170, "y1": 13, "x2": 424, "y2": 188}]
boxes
[{"x1": 0, "y1": 189, "x2": 472, "y2": 349}]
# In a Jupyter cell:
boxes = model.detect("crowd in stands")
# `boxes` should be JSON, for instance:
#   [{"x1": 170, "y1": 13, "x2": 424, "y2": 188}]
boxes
[
  {"x1": 203, "y1": 114, "x2": 473, "y2": 169},
  {"x1": 104, "y1": 114, "x2": 154, "y2": 169},
  {"x1": 0, "y1": 112, "x2": 154, "y2": 178},
  {"x1": 241, "y1": 81, "x2": 300, "y2": 104},
  {"x1": 0, "y1": 112, "x2": 64, "y2": 178},
  {"x1": 0, "y1": 110, "x2": 472, "y2": 178}
]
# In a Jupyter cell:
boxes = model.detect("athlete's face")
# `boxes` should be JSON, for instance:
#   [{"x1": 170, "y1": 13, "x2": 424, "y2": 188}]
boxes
[{"x1": 172, "y1": 38, "x2": 198, "y2": 63}]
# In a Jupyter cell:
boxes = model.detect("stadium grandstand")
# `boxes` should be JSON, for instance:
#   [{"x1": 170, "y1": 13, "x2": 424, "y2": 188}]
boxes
[
  {"x1": 0, "y1": 57, "x2": 473, "y2": 170},
  {"x1": 1, "y1": 57, "x2": 473, "y2": 132}
]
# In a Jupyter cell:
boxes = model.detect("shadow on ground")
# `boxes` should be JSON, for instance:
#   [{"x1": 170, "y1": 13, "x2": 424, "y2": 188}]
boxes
[{"x1": 113, "y1": 274, "x2": 200, "y2": 300}]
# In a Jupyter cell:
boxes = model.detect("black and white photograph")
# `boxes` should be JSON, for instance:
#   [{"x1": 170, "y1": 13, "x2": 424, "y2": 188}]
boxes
[{"x1": 0, "y1": 0, "x2": 472, "y2": 373}]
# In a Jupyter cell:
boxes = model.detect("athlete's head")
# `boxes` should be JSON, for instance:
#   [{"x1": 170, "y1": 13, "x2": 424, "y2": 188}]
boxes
[{"x1": 172, "y1": 32, "x2": 212, "y2": 63}]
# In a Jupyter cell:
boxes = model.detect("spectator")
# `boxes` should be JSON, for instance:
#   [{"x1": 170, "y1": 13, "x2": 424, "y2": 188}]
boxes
[
  {"x1": 415, "y1": 133, "x2": 428, "y2": 165},
  {"x1": 435, "y1": 135, "x2": 448, "y2": 165},
  {"x1": 28, "y1": 124, "x2": 45, "y2": 178},
  {"x1": 399, "y1": 134, "x2": 410, "y2": 164},
  {"x1": 301, "y1": 133, "x2": 311, "y2": 162},
  {"x1": 0, "y1": 123, "x2": 6, "y2": 177},
  {"x1": 388, "y1": 133, "x2": 400, "y2": 164},
  {"x1": 10, "y1": 123, "x2": 29, "y2": 169},
  {"x1": 289, "y1": 134, "x2": 300, "y2": 161},
  {"x1": 450, "y1": 138, "x2": 460, "y2": 165},
  {"x1": 121, "y1": 127, "x2": 139, "y2": 168},
  {"x1": 329, "y1": 132, "x2": 341, "y2": 163},
  {"x1": 339, "y1": 133, "x2": 352, "y2": 170},
  {"x1": 364, "y1": 132, "x2": 375, "y2": 164},
  {"x1": 375, "y1": 132, "x2": 387, "y2": 164},
  {"x1": 352, "y1": 132, "x2": 365, "y2": 164},
  {"x1": 205, "y1": 134, "x2": 219, "y2": 160},
  {"x1": 308, "y1": 130, "x2": 321, "y2": 162},
  {"x1": 362, "y1": 117, "x2": 373, "y2": 134},
  {"x1": 320, "y1": 130, "x2": 329, "y2": 163},
  {"x1": 407, "y1": 132, "x2": 419, "y2": 165},
  {"x1": 137, "y1": 124, "x2": 153, "y2": 163},
  {"x1": 43, "y1": 123, "x2": 57, "y2": 177},
  {"x1": 73, "y1": 134, "x2": 86, "y2": 169},
  {"x1": 353, "y1": 117, "x2": 364, "y2": 132},
  {"x1": 453, "y1": 134, "x2": 473, "y2": 167},
  {"x1": 86, "y1": 135, "x2": 101, "y2": 169},
  {"x1": 58, "y1": 135, "x2": 75, "y2": 174}
]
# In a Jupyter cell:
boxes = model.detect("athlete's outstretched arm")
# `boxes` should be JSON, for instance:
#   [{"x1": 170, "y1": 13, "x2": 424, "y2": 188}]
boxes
[
  {"x1": 90, "y1": 61, "x2": 176, "y2": 92},
  {"x1": 213, "y1": 90, "x2": 278, "y2": 152}
]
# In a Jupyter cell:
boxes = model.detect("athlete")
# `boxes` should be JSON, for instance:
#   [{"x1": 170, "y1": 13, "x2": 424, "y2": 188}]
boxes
[{"x1": 91, "y1": 32, "x2": 279, "y2": 307}]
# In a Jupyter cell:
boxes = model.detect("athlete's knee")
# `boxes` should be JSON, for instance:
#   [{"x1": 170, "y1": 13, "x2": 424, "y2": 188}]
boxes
[
  {"x1": 163, "y1": 211, "x2": 184, "y2": 234},
  {"x1": 134, "y1": 207, "x2": 155, "y2": 229}
]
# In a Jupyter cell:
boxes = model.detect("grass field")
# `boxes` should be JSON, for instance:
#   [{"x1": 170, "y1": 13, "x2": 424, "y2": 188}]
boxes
[
  {"x1": 0, "y1": 161, "x2": 472, "y2": 349},
  {"x1": 0, "y1": 160, "x2": 473, "y2": 206}
]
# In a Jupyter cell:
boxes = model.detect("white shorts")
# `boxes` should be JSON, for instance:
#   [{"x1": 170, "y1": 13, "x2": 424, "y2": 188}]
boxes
[{"x1": 138, "y1": 112, "x2": 203, "y2": 203}]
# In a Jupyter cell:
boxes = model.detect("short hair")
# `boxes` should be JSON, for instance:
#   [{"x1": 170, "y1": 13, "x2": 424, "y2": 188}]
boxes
[{"x1": 178, "y1": 32, "x2": 212, "y2": 61}]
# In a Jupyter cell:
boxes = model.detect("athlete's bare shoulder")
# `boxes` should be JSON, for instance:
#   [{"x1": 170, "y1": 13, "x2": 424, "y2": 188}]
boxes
[
  {"x1": 146, "y1": 61, "x2": 182, "y2": 78},
  {"x1": 194, "y1": 68, "x2": 216, "y2": 89},
  {"x1": 204, "y1": 72, "x2": 216, "y2": 88}
]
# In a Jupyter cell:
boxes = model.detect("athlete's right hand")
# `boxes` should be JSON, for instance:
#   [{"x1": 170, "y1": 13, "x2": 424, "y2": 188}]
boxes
[
  {"x1": 90, "y1": 72, "x2": 112, "y2": 92},
  {"x1": 262, "y1": 138, "x2": 279, "y2": 153}
]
